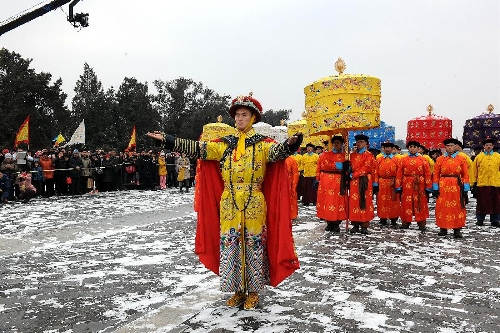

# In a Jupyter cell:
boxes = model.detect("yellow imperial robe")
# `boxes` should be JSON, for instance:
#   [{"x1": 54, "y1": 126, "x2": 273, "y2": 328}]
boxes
[{"x1": 198, "y1": 128, "x2": 295, "y2": 292}]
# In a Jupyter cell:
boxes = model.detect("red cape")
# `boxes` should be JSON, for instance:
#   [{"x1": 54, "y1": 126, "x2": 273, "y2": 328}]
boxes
[{"x1": 194, "y1": 159, "x2": 299, "y2": 287}]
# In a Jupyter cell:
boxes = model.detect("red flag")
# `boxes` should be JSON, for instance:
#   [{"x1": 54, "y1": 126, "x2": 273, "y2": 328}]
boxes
[
  {"x1": 127, "y1": 125, "x2": 136, "y2": 151},
  {"x1": 14, "y1": 115, "x2": 30, "y2": 148}
]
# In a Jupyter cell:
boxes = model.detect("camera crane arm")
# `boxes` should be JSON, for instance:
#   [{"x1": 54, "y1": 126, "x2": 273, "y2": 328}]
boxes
[{"x1": 0, "y1": 0, "x2": 88, "y2": 37}]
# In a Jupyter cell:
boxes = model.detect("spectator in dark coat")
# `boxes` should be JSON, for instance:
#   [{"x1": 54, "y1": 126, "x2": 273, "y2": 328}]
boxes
[
  {"x1": 101, "y1": 154, "x2": 115, "y2": 192},
  {"x1": 0, "y1": 170, "x2": 12, "y2": 203},
  {"x1": 69, "y1": 149, "x2": 84, "y2": 195},
  {"x1": 138, "y1": 151, "x2": 155, "y2": 190},
  {"x1": 166, "y1": 152, "x2": 177, "y2": 188},
  {"x1": 92, "y1": 152, "x2": 105, "y2": 192},
  {"x1": 110, "y1": 151, "x2": 122, "y2": 191},
  {"x1": 81, "y1": 151, "x2": 93, "y2": 193},
  {"x1": 53, "y1": 151, "x2": 69, "y2": 195},
  {"x1": 31, "y1": 159, "x2": 44, "y2": 197},
  {"x1": 0, "y1": 153, "x2": 19, "y2": 201}
]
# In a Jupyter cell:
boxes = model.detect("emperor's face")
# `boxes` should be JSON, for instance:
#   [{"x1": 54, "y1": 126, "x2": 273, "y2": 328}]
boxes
[{"x1": 234, "y1": 107, "x2": 253, "y2": 131}]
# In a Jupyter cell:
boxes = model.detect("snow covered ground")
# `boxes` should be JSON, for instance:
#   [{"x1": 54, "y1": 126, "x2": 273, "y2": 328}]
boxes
[{"x1": 1, "y1": 190, "x2": 499, "y2": 333}]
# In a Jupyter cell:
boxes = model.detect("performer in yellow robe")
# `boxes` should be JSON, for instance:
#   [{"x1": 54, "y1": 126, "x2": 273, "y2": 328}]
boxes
[
  {"x1": 301, "y1": 143, "x2": 319, "y2": 206},
  {"x1": 469, "y1": 137, "x2": 500, "y2": 227},
  {"x1": 147, "y1": 94, "x2": 302, "y2": 310}
]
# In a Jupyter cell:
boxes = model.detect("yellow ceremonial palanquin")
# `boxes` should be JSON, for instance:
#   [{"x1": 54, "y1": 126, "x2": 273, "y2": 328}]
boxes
[
  {"x1": 201, "y1": 128, "x2": 290, "y2": 292},
  {"x1": 374, "y1": 153, "x2": 401, "y2": 222},
  {"x1": 433, "y1": 153, "x2": 470, "y2": 229},
  {"x1": 315, "y1": 149, "x2": 347, "y2": 222},
  {"x1": 303, "y1": 58, "x2": 381, "y2": 232},
  {"x1": 304, "y1": 73, "x2": 381, "y2": 136}
]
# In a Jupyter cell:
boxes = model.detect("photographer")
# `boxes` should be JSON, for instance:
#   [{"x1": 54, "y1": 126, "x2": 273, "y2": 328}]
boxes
[
  {"x1": 17, "y1": 171, "x2": 36, "y2": 203},
  {"x1": 0, "y1": 153, "x2": 19, "y2": 201},
  {"x1": 0, "y1": 170, "x2": 12, "y2": 204}
]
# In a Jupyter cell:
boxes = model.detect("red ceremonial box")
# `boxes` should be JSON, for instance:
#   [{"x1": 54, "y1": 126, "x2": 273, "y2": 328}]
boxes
[{"x1": 406, "y1": 105, "x2": 452, "y2": 149}]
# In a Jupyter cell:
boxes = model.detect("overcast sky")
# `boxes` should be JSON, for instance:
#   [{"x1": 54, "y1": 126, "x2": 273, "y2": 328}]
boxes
[{"x1": 1, "y1": 0, "x2": 499, "y2": 140}]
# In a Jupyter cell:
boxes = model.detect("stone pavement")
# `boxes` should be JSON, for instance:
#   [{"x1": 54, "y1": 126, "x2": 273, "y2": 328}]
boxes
[
  {"x1": 115, "y1": 199, "x2": 500, "y2": 333},
  {"x1": 1, "y1": 191, "x2": 499, "y2": 333}
]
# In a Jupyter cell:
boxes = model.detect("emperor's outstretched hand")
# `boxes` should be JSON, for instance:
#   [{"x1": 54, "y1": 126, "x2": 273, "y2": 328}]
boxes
[{"x1": 146, "y1": 131, "x2": 164, "y2": 141}]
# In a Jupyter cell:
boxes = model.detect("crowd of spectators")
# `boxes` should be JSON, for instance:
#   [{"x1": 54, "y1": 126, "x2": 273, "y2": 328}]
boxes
[{"x1": 0, "y1": 147, "x2": 197, "y2": 204}]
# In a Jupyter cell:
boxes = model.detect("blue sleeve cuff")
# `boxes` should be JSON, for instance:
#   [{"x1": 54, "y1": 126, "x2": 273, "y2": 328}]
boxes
[
  {"x1": 373, "y1": 182, "x2": 378, "y2": 187},
  {"x1": 432, "y1": 183, "x2": 439, "y2": 190},
  {"x1": 335, "y1": 162, "x2": 343, "y2": 170},
  {"x1": 463, "y1": 183, "x2": 470, "y2": 191}
]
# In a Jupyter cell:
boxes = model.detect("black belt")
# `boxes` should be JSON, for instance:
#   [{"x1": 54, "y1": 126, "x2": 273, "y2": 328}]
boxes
[{"x1": 321, "y1": 170, "x2": 342, "y2": 174}]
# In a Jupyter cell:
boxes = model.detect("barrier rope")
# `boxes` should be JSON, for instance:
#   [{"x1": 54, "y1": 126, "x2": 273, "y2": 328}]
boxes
[{"x1": 1, "y1": 161, "x2": 197, "y2": 176}]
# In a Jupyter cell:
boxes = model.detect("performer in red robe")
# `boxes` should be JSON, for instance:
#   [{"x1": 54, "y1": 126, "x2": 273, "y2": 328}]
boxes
[
  {"x1": 433, "y1": 138, "x2": 470, "y2": 238},
  {"x1": 316, "y1": 135, "x2": 348, "y2": 232},
  {"x1": 348, "y1": 134, "x2": 376, "y2": 234},
  {"x1": 396, "y1": 141, "x2": 432, "y2": 231},
  {"x1": 374, "y1": 141, "x2": 401, "y2": 228}
]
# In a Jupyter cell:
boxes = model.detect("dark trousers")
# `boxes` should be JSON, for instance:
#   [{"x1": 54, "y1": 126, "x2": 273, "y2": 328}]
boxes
[
  {"x1": 70, "y1": 176, "x2": 82, "y2": 195},
  {"x1": 33, "y1": 179, "x2": 43, "y2": 197},
  {"x1": 167, "y1": 171, "x2": 177, "y2": 187},
  {"x1": 301, "y1": 177, "x2": 318, "y2": 205},
  {"x1": 44, "y1": 179, "x2": 55, "y2": 197},
  {"x1": 179, "y1": 179, "x2": 189, "y2": 191}
]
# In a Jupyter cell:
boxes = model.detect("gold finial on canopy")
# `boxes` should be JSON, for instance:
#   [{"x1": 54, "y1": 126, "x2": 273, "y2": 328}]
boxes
[
  {"x1": 335, "y1": 57, "x2": 346, "y2": 75},
  {"x1": 217, "y1": 115, "x2": 223, "y2": 123},
  {"x1": 280, "y1": 119, "x2": 286, "y2": 126},
  {"x1": 427, "y1": 104, "x2": 433, "y2": 115},
  {"x1": 249, "y1": 91, "x2": 253, "y2": 97},
  {"x1": 487, "y1": 104, "x2": 494, "y2": 113}
]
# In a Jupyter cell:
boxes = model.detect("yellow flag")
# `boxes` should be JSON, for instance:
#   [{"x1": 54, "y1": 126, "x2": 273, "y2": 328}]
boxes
[
  {"x1": 14, "y1": 115, "x2": 30, "y2": 147},
  {"x1": 56, "y1": 133, "x2": 65, "y2": 144},
  {"x1": 127, "y1": 125, "x2": 136, "y2": 151}
]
